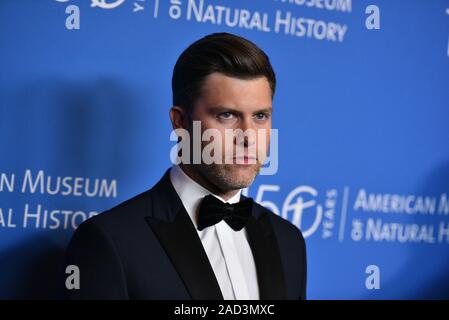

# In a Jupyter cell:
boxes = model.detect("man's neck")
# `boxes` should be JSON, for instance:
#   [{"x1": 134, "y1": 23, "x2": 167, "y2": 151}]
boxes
[{"x1": 179, "y1": 164, "x2": 239, "y2": 202}]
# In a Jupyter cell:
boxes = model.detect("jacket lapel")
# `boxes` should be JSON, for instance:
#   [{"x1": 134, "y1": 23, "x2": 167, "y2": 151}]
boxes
[
  {"x1": 244, "y1": 198, "x2": 287, "y2": 300},
  {"x1": 145, "y1": 170, "x2": 223, "y2": 300}
]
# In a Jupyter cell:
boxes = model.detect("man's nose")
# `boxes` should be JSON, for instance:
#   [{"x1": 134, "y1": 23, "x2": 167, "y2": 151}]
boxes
[{"x1": 236, "y1": 117, "x2": 257, "y2": 147}]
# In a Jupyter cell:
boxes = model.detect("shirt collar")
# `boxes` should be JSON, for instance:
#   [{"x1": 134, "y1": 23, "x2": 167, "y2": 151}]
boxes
[{"x1": 169, "y1": 165, "x2": 241, "y2": 228}]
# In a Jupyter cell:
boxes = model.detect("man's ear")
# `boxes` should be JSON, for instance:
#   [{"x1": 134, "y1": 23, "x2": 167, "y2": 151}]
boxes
[{"x1": 169, "y1": 106, "x2": 189, "y2": 130}]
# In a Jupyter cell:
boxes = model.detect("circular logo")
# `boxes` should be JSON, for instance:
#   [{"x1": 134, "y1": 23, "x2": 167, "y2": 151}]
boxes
[{"x1": 282, "y1": 186, "x2": 323, "y2": 238}]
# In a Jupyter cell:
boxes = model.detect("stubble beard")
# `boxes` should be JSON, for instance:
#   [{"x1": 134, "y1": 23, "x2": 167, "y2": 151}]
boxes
[{"x1": 195, "y1": 162, "x2": 262, "y2": 193}]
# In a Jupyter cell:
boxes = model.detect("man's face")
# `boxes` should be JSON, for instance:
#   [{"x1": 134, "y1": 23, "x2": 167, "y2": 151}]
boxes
[{"x1": 189, "y1": 72, "x2": 273, "y2": 192}]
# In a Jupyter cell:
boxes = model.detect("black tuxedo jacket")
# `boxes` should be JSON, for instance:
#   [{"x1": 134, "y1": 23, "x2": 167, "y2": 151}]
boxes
[{"x1": 64, "y1": 169, "x2": 307, "y2": 299}]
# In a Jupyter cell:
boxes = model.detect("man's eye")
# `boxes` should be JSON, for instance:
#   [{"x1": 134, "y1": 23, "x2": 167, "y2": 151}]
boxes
[
  {"x1": 219, "y1": 112, "x2": 234, "y2": 119},
  {"x1": 255, "y1": 113, "x2": 268, "y2": 120}
]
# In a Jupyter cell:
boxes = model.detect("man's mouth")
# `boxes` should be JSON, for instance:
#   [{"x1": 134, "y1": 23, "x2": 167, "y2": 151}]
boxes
[{"x1": 232, "y1": 156, "x2": 258, "y2": 165}]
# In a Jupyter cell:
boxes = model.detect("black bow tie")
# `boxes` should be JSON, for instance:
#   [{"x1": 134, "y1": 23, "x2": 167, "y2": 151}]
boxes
[{"x1": 197, "y1": 194, "x2": 254, "y2": 231}]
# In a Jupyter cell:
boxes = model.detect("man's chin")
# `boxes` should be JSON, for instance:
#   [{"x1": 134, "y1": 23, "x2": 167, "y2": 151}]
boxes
[
  {"x1": 195, "y1": 163, "x2": 261, "y2": 190},
  {"x1": 222, "y1": 164, "x2": 260, "y2": 184}
]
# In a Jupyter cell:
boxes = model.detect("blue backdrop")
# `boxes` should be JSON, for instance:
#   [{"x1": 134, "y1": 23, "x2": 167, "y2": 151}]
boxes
[{"x1": 1, "y1": 0, "x2": 449, "y2": 299}]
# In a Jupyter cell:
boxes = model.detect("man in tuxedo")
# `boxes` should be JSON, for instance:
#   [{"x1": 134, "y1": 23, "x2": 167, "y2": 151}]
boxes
[{"x1": 64, "y1": 32, "x2": 307, "y2": 300}]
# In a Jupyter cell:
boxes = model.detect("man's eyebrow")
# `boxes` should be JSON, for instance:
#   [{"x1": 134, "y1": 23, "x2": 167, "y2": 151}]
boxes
[
  {"x1": 209, "y1": 106, "x2": 273, "y2": 114},
  {"x1": 254, "y1": 107, "x2": 273, "y2": 114}
]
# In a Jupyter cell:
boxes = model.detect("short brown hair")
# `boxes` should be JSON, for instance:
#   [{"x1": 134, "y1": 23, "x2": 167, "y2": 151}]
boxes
[{"x1": 172, "y1": 32, "x2": 276, "y2": 112}]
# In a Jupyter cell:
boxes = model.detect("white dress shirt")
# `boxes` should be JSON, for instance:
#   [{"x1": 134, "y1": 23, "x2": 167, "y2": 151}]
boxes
[{"x1": 169, "y1": 165, "x2": 260, "y2": 300}]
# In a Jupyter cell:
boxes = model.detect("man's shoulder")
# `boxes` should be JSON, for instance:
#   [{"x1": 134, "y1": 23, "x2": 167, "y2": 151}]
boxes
[
  {"x1": 80, "y1": 188, "x2": 153, "y2": 232},
  {"x1": 87, "y1": 169, "x2": 174, "y2": 229}
]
